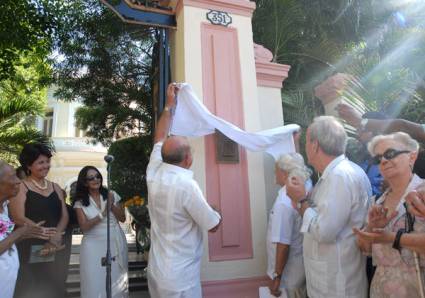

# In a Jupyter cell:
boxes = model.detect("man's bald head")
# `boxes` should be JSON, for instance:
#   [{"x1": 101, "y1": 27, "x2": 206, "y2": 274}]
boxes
[{"x1": 161, "y1": 136, "x2": 192, "y2": 168}]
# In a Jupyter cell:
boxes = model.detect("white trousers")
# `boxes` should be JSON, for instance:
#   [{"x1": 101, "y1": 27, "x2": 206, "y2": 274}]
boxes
[{"x1": 148, "y1": 274, "x2": 202, "y2": 298}]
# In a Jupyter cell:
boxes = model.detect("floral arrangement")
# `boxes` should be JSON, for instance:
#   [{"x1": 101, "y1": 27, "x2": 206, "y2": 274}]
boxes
[
  {"x1": 0, "y1": 217, "x2": 14, "y2": 241},
  {"x1": 125, "y1": 195, "x2": 150, "y2": 253}
]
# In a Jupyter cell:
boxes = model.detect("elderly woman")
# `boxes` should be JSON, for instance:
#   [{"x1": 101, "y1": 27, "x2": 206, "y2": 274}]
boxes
[
  {"x1": 0, "y1": 160, "x2": 50, "y2": 298},
  {"x1": 266, "y1": 153, "x2": 311, "y2": 298},
  {"x1": 9, "y1": 143, "x2": 69, "y2": 298},
  {"x1": 354, "y1": 132, "x2": 425, "y2": 297},
  {"x1": 72, "y1": 166, "x2": 128, "y2": 298}
]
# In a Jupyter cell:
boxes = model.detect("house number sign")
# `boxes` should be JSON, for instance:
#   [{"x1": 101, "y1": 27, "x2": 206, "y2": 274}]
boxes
[{"x1": 206, "y1": 10, "x2": 232, "y2": 27}]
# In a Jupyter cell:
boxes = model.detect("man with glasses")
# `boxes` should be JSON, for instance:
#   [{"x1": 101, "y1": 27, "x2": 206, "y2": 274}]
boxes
[
  {"x1": 146, "y1": 83, "x2": 221, "y2": 298},
  {"x1": 287, "y1": 116, "x2": 372, "y2": 298}
]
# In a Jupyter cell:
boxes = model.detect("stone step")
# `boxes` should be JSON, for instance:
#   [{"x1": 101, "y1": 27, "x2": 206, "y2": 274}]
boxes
[
  {"x1": 65, "y1": 233, "x2": 149, "y2": 297},
  {"x1": 68, "y1": 261, "x2": 148, "y2": 271},
  {"x1": 65, "y1": 281, "x2": 149, "y2": 297},
  {"x1": 66, "y1": 274, "x2": 147, "y2": 288}
]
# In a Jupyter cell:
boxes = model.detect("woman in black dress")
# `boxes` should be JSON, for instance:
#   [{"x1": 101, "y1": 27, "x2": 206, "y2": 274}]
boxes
[{"x1": 9, "y1": 143, "x2": 69, "y2": 298}]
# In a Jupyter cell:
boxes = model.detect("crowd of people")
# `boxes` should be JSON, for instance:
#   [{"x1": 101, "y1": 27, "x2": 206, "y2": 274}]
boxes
[
  {"x1": 1, "y1": 82, "x2": 425, "y2": 298},
  {"x1": 264, "y1": 104, "x2": 425, "y2": 298},
  {"x1": 0, "y1": 144, "x2": 129, "y2": 298}
]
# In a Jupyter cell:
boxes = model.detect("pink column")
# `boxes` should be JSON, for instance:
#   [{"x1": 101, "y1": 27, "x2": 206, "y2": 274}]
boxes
[{"x1": 201, "y1": 23, "x2": 253, "y2": 261}]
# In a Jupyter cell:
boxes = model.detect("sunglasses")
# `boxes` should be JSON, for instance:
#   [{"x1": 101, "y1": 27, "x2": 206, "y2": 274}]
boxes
[
  {"x1": 86, "y1": 174, "x2": 101, "y2": 181},
  {"x1": 372, "y1": 148, "x2": 410, "y2": 165}
]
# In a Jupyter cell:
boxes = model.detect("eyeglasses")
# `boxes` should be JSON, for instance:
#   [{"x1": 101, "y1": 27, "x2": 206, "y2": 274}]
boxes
[
  {"x1": 86, "y1": 174, "x2": 101, "y2": 181},
  {"x1": 372, "y1": 148, "x2": 410, "y2": 165}
]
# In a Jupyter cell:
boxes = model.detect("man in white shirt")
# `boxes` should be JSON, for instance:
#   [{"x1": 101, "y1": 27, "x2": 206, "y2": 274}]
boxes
[
  {"x1": 287, "y1": 116, "x2": 372, "y2": 298},
  {"x1": 146, "y1": 83, "x2": 222, "y2": 298}
]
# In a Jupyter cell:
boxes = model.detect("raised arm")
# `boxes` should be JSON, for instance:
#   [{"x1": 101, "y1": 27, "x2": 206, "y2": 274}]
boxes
[
  {"x1": 367, "y1": 119, "x2": 425, "y2": 143},
  {"x1": 336, "y1": 103, "x2": 425, "y2": 143},
  {"x1": 154, "y1": 83, "x2": 179, "y2": 143}
]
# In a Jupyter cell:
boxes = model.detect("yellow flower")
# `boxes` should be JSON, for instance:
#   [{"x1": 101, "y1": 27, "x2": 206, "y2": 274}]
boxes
[{"x1": 124, "y1": 198, "x2": 136, "y2": 207}]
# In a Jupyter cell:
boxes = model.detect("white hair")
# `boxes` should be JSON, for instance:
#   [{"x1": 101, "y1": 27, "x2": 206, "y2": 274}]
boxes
[
  {"x1": 0, "y1": 160, "x2": 11, "y2": 182},
  {"x1": 367, "y1": 132, "x2": 419, "y2": 156},
  {"x1": 276, "y1": 152, "x2": 311, "y2": 182},
  {"x1": 309, "y1": 116, "x2": 347, "y2": 156}
]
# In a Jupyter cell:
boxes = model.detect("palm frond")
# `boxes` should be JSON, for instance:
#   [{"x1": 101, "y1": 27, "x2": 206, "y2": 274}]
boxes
[{"x1": 0, "y1": 126, "x2": 53, "y2": 156}]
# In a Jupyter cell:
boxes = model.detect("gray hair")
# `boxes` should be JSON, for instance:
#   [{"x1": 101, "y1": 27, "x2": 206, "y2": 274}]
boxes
[
  {"x1": 309, "y1": 116, "x2": 347, "y2": 156},
  {"x1": 368, "y1": 132, "x2": 419, "y2": 156},
  {"x1": 0, "y1": 160, "x2": 11, "y2": 182},
  {"x1": 276, "y1": 153, "x2": 311, "y2": 182}
]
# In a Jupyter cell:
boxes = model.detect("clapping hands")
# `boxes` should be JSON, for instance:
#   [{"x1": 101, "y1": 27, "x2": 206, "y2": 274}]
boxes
[
  {"x1": 18, "y1": 221, "x2": 57, "y2": 240},
  {"x1": 352, "y1": 204, "x2": 398, "y2": 246},
  {"x1": 367, "y1": 205, "x2": 398, "y2": 230},
  {"x1": 405, "y1": 184, "x2": 425, "y2": 218}
]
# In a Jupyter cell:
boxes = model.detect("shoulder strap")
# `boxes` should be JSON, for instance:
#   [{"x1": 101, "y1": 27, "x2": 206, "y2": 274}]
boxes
[
  {"x1": 22, "y1": 181, "x2": 30, "y2": 190},
  {"x1": 52, "y1": 182, "x2": 65, "y2": 201}
]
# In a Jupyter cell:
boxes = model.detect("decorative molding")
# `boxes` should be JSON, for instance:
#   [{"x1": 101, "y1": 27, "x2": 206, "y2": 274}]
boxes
[
  {"x1": 254, "y1": 43, "x2": 291, "y2": 88},
  {"x1": 202, "y1": 276, "x2": 269, "y2": 298},
  {"x1": 256, "y1": 62, "x2": 291, "y2": 88},
  {"x1": 176, "y1": 0, "x2": 256, "y2": 17},
  {"x1": 52, "y1": 138, "x2": 108, "y2": 153}
]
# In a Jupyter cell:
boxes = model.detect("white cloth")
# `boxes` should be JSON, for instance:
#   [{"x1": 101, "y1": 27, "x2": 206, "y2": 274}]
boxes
[
  {"x1": 74, "y1": 192, "x2": 129, "y2": 298},
  {"x1": 171, "y1": 83, "x2": 300, "y2": 159},
  {"x1": 0, "y1": 201, "x2": 19, "y2": 298},
  {"x1": 301, "y1": 155, "x2": 371, "y2": 298},
  {"x1": 266, "y1": 187, "x2": 305, "y2": 290},
  {"x1": 146, "y1": 142, "x2": 221, "y2": 294}
]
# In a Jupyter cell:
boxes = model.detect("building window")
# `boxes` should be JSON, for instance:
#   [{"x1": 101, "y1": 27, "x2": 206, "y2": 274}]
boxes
[{"x1": 43, "y1": 111, "x2": 53, "y2": 137}]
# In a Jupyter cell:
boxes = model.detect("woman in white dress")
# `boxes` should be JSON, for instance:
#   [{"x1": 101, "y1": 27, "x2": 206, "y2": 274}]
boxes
[{"x1": 73, "y1": 166, "x2": 128, "y2": 298}]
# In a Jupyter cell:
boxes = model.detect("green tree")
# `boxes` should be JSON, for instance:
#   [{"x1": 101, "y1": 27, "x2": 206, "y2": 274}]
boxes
[
  {"x1": 0, "y1": 52, "x2": 52, "y2": 164},
  {"x1": 252, "y1": 0, "x2": 425, "y2": 126},
  {"x1": 54, "y1": 0, "x2": 156, "y2": 146},
  {"x1": 0, "y1": 0, "x2": 55, "y2": 80}
]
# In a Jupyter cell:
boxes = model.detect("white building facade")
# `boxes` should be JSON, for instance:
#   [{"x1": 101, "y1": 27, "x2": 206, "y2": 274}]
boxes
[{"x1": 36, "y1": 88, "x2": 108, "y2": 190}]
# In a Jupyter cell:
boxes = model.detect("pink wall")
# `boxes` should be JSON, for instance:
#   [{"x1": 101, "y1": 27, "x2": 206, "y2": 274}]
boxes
[{"x1": 201, "y1": 23, "x2": 253, "y2": 261}]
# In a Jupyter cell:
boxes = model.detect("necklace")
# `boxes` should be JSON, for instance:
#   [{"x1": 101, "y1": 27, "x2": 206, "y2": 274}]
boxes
[{"x1": 30, "y1": 178, "x2": 48, "y2": 190}]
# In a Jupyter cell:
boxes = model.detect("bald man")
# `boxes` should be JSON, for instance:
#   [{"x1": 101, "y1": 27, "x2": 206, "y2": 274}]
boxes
[{"x1": 146, "y1": 83, "x2": 221, "y2": 298}]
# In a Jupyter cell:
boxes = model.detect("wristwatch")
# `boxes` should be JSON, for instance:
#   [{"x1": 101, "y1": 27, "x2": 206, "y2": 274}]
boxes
[
  {"x1": 297, "y1": 197, "x2": 309, "y2": 210},
  {"x1": 271, "y1": 272, "x2": 282, "y2": 280}
]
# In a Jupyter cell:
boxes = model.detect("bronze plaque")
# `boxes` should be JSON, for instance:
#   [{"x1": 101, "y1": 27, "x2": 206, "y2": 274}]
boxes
[{"x1": 215, "y1": 130, "x2": 239, "y2": 163}]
